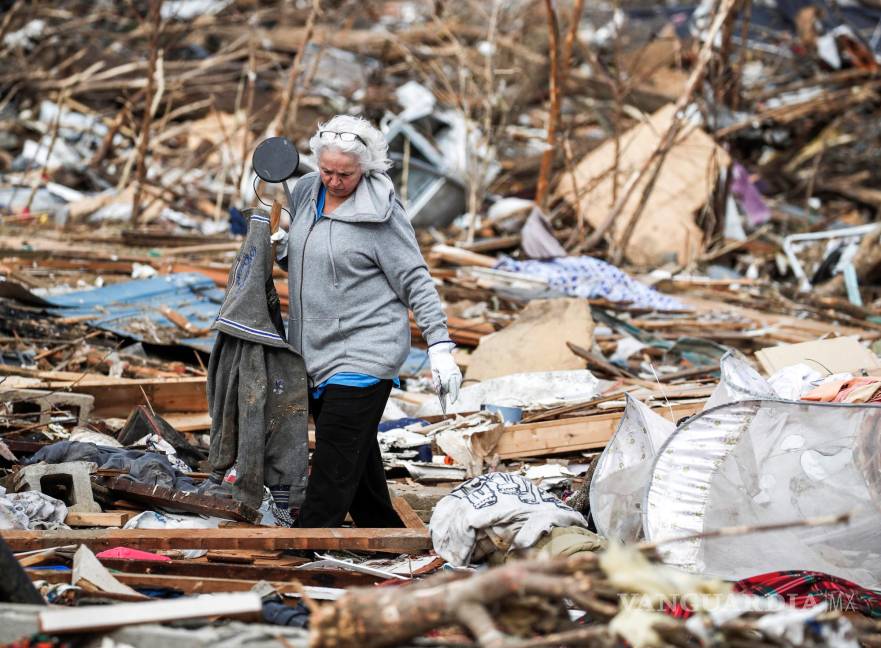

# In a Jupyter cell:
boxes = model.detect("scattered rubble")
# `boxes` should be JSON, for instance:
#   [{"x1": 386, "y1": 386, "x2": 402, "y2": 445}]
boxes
[{"x1": 2, "y1": 0, "x2": 881, "y2": 646}]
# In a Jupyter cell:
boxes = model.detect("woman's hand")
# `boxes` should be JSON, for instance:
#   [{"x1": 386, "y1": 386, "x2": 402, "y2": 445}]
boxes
[{"x1": 429, "y1": 342, "x2": 462, "y2": 411}]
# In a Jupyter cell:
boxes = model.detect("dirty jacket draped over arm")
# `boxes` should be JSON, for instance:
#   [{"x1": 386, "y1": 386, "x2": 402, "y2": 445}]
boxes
[
  {"x1": 280, "y1": 171, "x2": 450, "y2": 387},
  {"x1": 207, "y1": 208, "x2": 309, "y2": 510}
]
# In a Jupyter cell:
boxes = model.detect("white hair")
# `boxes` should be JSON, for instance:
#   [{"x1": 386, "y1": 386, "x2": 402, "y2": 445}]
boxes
[{"x1": 309, "y1": 115, "x2": 392, "y2": 174}]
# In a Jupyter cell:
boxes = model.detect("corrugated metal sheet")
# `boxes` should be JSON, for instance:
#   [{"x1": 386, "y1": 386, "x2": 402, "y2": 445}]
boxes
[{"x1": 45, "y1": 273, "x2": 224, "y2": 353}]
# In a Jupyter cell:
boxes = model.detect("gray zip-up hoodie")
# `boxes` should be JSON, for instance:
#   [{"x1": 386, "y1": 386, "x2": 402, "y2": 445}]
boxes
[{"x1": 278, "y1": 171, "x2": 450, "y2": 387}]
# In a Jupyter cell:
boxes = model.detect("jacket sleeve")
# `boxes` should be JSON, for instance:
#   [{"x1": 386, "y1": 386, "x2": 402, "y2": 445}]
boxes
[{"x1": 374, "y1": 202, "x2": 451, "y2": 346}]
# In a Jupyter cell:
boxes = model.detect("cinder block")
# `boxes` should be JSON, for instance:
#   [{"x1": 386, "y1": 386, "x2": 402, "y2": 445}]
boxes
[
  {"x1": 15, "y1": 461, "x2": 101, "y2": 513},
  {"x1": 1, "y1": 389, "x2": 94, "y2": 426}
]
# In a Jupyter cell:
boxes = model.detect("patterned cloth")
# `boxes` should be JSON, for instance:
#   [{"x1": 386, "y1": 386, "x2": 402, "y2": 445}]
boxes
[
  {"x1": 429, "y1": 472, "x2": 588, "y2": 566},
  {"x1": 663, "y1": 570, "x2": 881, "y2": 620},
  {"x1": 734, "y1": 570, "x2": 881, "y2": 619},
  {"x1": 494, "y1": 256, "x2": 685, "y2": 311}
]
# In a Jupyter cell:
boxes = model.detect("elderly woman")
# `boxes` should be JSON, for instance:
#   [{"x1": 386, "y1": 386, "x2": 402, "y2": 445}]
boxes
[{"x1": 276, "y1": 115, "x2": 461, "y2": 528}]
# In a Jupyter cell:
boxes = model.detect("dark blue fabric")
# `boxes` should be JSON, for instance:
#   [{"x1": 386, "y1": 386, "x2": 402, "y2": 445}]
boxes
[
  {"x1": 378, "y1": 417, "x2": 427, "y2": 432},
  {"x1": 378, "y1": 417, "x2": 432, "y2": 461},
  {"x1": 229, "y1": 207, "x2": 247, "y2": 235},
  {"x1": 262, "y1": 601, "x2": 310, "y2": 627}
]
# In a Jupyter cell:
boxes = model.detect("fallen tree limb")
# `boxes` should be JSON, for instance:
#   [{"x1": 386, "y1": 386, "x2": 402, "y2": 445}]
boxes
[{"x1": 309, "y1": 554, "x2": 608, "y2": 648}]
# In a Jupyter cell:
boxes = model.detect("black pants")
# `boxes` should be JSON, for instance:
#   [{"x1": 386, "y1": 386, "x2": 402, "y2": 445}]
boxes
[{"x1": 298, "y1": 380, "x2": 404, "y2": 528}]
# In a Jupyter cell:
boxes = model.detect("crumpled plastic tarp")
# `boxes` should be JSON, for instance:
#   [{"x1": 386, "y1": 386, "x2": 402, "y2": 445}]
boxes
[
  {"x1": 589, "y1": 395, "x2": 674, "y2": 542},
  {"x1": 644, "y1": 398, "x2": 881, "y2": 588},
  {"x1": 592, "y1": 351, "x2": 881, "y2": 589}
]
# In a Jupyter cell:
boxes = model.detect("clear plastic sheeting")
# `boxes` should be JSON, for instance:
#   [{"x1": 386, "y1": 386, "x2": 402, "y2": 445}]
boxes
[
  {"x1": 644, "y1": 399, "x2": 881, "y2": 588},
  {"x1": 703, "y1": 350, "x2": 776, "y2": 409},
  {"x1": 589, "y1": 395, "x2": 674, "y2": 542}
]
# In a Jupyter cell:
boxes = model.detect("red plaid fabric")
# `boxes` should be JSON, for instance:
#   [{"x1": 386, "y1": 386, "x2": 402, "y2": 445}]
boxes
[
  {"x1": 660, "y1": 570, "x2": 881, "y2": 620},
  {"x1": 734, "y1": 570, "x2": 881, "y2": 618}
]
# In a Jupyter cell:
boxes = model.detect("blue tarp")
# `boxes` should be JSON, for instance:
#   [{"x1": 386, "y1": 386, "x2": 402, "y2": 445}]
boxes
[{"x1": 43, "y1": 273, "x2": 225, "y2": 353}]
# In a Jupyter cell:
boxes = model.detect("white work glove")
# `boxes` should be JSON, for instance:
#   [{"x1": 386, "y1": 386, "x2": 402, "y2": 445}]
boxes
[
  {"x1": 270, "y1": 228, "x2": 288, "y2": 244},
  {"x1": 271, "y1": 228, "x2": 288, "y2": 263},
  {"x1": 429, "y1": 342, "x2": 462, "y2": 407}
]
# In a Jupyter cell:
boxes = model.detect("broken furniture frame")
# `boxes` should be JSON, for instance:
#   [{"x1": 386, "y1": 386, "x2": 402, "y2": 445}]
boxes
[{"x1": 782, "y1": 223, "x2": 878, "y2": 295}]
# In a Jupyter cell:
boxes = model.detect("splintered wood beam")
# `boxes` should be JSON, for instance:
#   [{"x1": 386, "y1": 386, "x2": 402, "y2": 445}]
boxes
[
  {"x1": 102, "y1": 477, "x2": 261, "y2": 524},
  {"x1": 0, "y1": 528, "x2": 431, "y2": 554}
]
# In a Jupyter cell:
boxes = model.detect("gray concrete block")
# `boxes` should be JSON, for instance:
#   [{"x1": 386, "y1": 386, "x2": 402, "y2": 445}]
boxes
[
  {"x1": 0, "y1": 389, "x2": 94, "y2": 426},
  {"x1": 14, "y1": 461, "x2": 101, "y2": 513}
]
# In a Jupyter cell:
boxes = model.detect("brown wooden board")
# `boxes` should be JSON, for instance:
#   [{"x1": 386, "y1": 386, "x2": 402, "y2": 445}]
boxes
[
  {"x1": 392, "y1": 497, "x2": 427, "y2": 529},
  {"x1": 494, "y1": 401, "x2": 704, "y2": 459},
  {"x1": 102, "y1": 477, "x2": 261, "y2": 524},
  {"x1": 1, "y1": 528, "x2": 432, "y2": 553},
  {"x1": 40, "y1": 377, "x2": 208, "y2": 417},
  {"x1": 98, "y1": 558, "x2": 382, "y2": 587},
  {"x1": 65, "y1": 511, "x2": 134, "y2": 528}
]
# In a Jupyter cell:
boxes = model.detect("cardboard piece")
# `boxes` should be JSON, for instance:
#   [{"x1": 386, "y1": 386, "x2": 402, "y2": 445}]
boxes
[
  {"x1": 72, "y1": 545, "x2": 147, "y2": 599},
  {"x1": 465, "y1": 298, "x2": 594, "y2": 381},
  {"x1": 555, "y1": 104, "x2": 730, "y2": 266},
  {"x1": 755, "y1": 336, "x2": 881, "y2": 376}
]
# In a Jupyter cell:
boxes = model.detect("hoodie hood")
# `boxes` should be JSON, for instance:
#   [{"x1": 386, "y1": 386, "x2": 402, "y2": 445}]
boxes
[{"x1": 306, "y1": 170, "x2": 395, "y2": 224}]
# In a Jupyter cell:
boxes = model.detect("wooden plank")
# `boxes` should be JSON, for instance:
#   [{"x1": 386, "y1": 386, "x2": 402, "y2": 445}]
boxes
[
  {"x1": 38, "y1": 591, "x2": 261, "y2": 634},
  {"x1": 430, "y1": 244, "x2": 497, "y2": 268},
  {"x1": 41, "y1": 377, "x2": 207, "y2": 417},
  {"x1": 16, "y1": 547, "x2": 66, "y2": 568},
  {"x1": 392, "y1": 496, "x2": 426, "y2": 529},
  {"x1": 206, "y1": 550, "x2": 254, "y2": 564},
  {"x1": 98, "y1": 558, "x2": 380, "y2": 587},
  {"x1": 30, "y1": 568, "x2": 342, "y2": 596},
  {"x1": 65, "y1": 511, "x2": 134, "y2": 528},
  {"x1": 1, "y1": 528, "x2": 432, "y2": 554},
  {"x1": 103, "y1": 477, "x2": 260, "y2": 524},
  {"x1": 495, "y1": 401, "x2": 704, "y2": 459},
  {"x1": 680, "y1": 295, "x2": 869, "y2": 339},
  {"x1": 163, "y1": 411, "x2": 212, "y2": 431}
]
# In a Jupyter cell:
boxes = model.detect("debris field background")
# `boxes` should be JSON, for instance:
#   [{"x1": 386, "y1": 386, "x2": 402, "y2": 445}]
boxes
[{"x1": 2, "y1": 0, "x2": 881, "y2": 647}]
